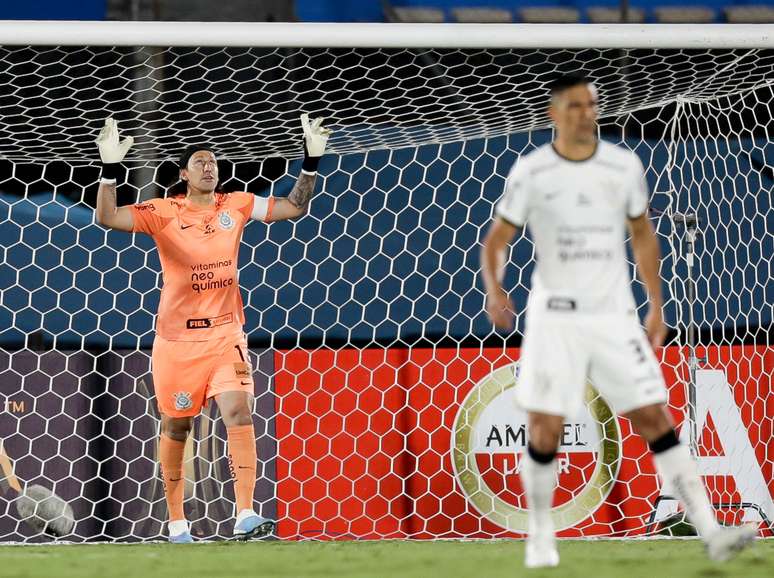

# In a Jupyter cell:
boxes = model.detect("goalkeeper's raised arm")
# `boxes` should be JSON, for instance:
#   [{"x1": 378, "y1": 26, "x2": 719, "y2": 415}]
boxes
[
  {"x1": 94, "y1": 117, "x2": 135, "y2": 231},
  {"x1": 259, "y1": 113, "x2": 332, "y2": 221},
  {"x1": 93, "y1": 113, "x2": 332, "y2": 230}
]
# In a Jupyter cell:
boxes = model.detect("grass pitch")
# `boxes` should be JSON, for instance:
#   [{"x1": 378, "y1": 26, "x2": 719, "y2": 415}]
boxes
[{"x1": 0, "y1": 538, "x2": 771, "y2": 578}]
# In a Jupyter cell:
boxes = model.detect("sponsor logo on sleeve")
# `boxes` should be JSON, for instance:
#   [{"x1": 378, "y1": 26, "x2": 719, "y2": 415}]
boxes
[{"x1": 134, "y1": 203, "x2": 156, "y2": 211}]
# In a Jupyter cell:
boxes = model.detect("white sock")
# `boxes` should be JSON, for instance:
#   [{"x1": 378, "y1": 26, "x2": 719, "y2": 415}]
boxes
[
  {"x1": 652, "y1": 443, "x2": 719, "y2": 538},
  {"x1": 168, "y1": 519, "x2": 189, "y2": 536},
  {"x1": 521, "y1": 452, "x2": 556, "y2": 539}
]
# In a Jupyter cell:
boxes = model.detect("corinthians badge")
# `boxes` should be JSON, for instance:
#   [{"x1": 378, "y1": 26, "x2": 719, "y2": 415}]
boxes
[
  {"x1": 217, "y1": 210, "x2": 235, "y2": 230},
  {"x1": 173, "y1": 391, "x2": 193, "y2": 411}
]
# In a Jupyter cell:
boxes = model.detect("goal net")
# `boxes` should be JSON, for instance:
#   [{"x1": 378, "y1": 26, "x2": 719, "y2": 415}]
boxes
[{"x1": 0, "y1": 22, "x2": 772, "y2": 542}]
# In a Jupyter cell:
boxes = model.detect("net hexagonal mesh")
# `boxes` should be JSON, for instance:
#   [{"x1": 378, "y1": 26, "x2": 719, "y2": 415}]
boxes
[{"x1": 0, "y1": 42, "x2": 772, "y2": 542}]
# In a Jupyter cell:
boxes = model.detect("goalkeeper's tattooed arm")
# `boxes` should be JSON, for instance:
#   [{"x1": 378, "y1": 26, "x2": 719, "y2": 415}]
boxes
[
  {"x1": 266, "y1": 169, "x2": 318, "y2": 222},
  {"x1": 255, "y1": 113, "x2": 331, "y2": 222},
  {"x1": 287, "y1": 171, "x2": 316, "y2": 211},
  {"x1": 94, "y1": 117, "x2": 135, "y2": 232},
  {"x1": 266, "y1": 171, "x2": 316, "y2": 221}
]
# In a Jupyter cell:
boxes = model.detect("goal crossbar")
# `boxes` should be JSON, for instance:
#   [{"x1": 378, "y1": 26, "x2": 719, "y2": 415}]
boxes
[{"x1": 0, "y1": 21, "x2": 773, "y2": 49}]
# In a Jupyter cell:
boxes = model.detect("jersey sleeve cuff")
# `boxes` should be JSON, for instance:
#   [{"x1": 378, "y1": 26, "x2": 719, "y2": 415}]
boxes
[
  {"x1": 265, "y1": 196, "x2": 276, "y2": 223},
  {"x1": 496, "y1": 213, "x2": 524, "y2": 229}
]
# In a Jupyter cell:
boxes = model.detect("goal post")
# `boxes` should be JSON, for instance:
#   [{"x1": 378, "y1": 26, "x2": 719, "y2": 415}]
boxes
[{"x1": 0, "y1": 22, "x2": 771, "y2": 542}]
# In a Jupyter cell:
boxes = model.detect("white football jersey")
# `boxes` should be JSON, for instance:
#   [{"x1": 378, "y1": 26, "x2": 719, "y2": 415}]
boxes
[{"x1": 495, "y1": 140, "x2": 649, "y2": 314}]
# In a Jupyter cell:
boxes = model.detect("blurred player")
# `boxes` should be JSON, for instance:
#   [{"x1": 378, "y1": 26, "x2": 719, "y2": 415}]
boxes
[
  {"x1": 94, "y1": 114, "x2": 331, "y2": 543},
  {"x1": 480, "y1": 74, "x2": 756, "y2": 568}
]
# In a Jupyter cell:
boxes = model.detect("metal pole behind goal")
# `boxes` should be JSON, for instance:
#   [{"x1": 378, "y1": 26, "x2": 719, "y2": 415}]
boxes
[{"x1": 646, "y1": 211, "x2": 770, "y2": 534}]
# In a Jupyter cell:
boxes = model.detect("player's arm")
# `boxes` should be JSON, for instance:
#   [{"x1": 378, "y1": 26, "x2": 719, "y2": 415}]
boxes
[
  {"x1": 628, "y1": 213, "x2": 667, "y2": 348},
  {"x1": 481, "y1": 159, "x2": 530, "y2": 331},
  {"x1": 481, "y1": 217, "x2": 521, "y2": 331},
  {"x1": 255, "y1": 113, "x2": 332, "y2": 223},
  {"x1": 94, "y1": 118, "x2": 135, "y2": 232},
  {"x1": 96, "y1": 180, "x2": 134, "y2": 232},
  {"x1": 266, "y1": 171, "x2": 318, "y2": 221}
]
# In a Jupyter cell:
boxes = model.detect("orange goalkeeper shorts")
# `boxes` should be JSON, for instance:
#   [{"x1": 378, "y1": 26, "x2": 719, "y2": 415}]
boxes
[{"x1": 151, "y1": 332, "x2": 255, "y2": 417}]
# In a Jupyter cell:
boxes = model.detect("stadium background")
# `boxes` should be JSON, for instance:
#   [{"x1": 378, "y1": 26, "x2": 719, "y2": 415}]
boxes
[
  {"x1": 2, "y1": 0, "x2": 773, "y2": 22},
  {"x1": 0, "y1": 0, "x2": 772, "y2": 543}
]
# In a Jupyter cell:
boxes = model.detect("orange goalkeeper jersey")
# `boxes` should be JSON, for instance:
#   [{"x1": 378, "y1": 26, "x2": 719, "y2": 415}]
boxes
[{"x1": 130, "y1": 192, "x2": 271, "y2": 341}]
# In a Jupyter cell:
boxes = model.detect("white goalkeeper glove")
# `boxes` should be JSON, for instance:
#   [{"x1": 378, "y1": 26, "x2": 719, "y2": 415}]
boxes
[
  {"x1": 300, "y1": 113, "x2": 332, "y2": 172},
  {"x1": 95, "y1": 117, "x2": 133, "y2": 180}
]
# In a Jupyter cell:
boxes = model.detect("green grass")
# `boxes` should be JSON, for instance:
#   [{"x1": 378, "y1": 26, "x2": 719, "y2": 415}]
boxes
[{"x1": 0, "y1": 538, "x2": 771, "y2": 578}]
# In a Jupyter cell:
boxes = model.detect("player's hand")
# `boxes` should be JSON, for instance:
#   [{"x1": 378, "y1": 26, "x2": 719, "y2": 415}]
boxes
[
  {"x1": 644, "y1": 307, "x2": 667, "y2": 350},
  {"x1": 300, "y1": 113, "x2": 332, "y2": 171},
  {"x1": 486, "y1": 289, "x2": 515, "y2": 331},
  {"x1": 95, "y1": 117, "x2": 133, "y2": 164}
]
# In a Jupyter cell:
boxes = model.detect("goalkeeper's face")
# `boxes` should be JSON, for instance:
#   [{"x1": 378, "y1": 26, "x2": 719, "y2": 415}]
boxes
[
  {"x1": 549, "y1": 83, "x2": 598, "y2": 144},
  {"x1": 182, "y1": 150, "x2": 219, "y2": 193}
]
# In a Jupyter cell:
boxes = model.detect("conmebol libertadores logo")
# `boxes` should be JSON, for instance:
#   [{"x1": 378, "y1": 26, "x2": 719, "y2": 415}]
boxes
[{"x1": 452, "y1": 362, "x2": 622, "y2": 532}]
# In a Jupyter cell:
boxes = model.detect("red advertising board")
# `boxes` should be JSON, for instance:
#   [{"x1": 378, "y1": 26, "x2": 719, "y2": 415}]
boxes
[{"x1": 274, "y1": 346, "x2": 773, "y2": 539}]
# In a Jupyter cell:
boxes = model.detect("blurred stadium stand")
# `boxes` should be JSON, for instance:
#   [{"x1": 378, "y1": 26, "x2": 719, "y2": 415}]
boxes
[
  {"x1": 725, "y1": 3, "x2": 774, "y2": 19},
  {"x1": 518, "y1": 6, "x2": 582, "y2": 22},
  {"x1": 0, "y1": 0, "x2": 107, "y2": 20},
  {"x1": 653, "y1": 5, "x2": 716, "y2": 22},
  {"x1": 104, "y1": 0, "x2": 294, "y2": 21},
  {"x1": 0, "y1": 1, "x2": 771, "y2": 23},
  {"x1": 392, "y1": 6, "x2": 447, "y2": 21},
  {"x1": 451, "y1": 7, "x2": 514, "y2": 21},
  {"x1": 297, "y1": 0, "x2": 774, "y2": 23},
  {"x1": 0, "y1": 0, "x2": 295, "y2": 21},
  {"x1": 587, "y1": 5, "x2": 647, "y2": 21}
]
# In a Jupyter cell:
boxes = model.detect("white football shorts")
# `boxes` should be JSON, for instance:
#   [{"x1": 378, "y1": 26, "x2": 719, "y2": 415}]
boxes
[{"x1": 515, "y1": 308, "x2": 667, "y2": 418}]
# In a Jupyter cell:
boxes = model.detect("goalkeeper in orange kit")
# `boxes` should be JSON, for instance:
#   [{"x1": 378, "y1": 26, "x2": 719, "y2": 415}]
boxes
[{"x1": 94, "y1": 114, "x2": 331, "y2": 542}]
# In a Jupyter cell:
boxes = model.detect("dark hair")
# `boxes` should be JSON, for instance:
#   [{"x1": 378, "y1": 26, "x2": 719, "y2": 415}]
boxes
[
  {"x1": 178, "y1": 144, "x2": 216, "y2": 169},
  {"x1": 547, "y1": 73, "x2": 591, "y2": 98},
  {"x1": 166, "y1": 144, "x2": 223, "y2": 197}
]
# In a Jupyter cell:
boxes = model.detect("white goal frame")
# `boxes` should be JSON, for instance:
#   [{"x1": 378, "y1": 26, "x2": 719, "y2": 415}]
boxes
[
  {"x1": 0, "y1": 21, "x2": 771, "y2": 542},
  {"x1": 0, "y1": 21, "x2": 772, "y2": 49}
]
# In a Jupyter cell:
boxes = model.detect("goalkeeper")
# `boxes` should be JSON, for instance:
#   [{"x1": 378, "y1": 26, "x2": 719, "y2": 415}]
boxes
[{"x1": 94, "y1": 114, "x2": 331, "y2": 543}]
